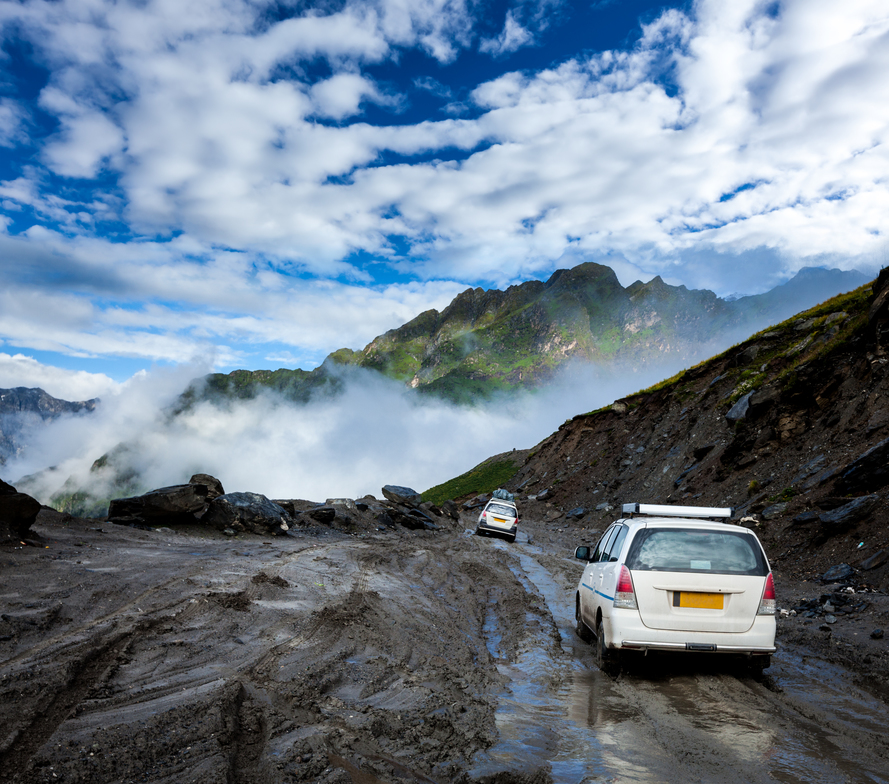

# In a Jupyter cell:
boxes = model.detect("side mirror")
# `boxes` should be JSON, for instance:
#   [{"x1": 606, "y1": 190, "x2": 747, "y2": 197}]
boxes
[{"x1": 574, "y1": 546, "x2": 591, "y2": 562}]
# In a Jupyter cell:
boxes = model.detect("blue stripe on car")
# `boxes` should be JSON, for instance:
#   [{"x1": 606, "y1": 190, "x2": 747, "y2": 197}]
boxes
[{"x1": 582, "y1": 582, "x2": 615, "y2": 602}]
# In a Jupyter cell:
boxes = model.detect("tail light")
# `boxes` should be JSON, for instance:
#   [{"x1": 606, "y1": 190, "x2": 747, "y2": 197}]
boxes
[
  {"x1": 757, "y1": 573, "x2": 776, "y2": 615},
  {"x1": 613, "y1": 565, "x2": 638, "y2": 610},
  {"x1": 480, "y1": 511, "x2": 486, "y2": 519}
]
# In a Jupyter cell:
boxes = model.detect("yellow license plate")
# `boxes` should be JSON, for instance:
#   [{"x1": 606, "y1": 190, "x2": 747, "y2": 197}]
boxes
[
  {"x1": 674, "y1": 592, "x2": 724, "y2": 609},
  {"x1": 492, "y1": 517, "x2": 506, "y2": 523}
]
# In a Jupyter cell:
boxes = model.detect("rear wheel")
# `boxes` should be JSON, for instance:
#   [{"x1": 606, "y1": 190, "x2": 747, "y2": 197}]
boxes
[
  {"x1": 575, "y1": 600, "x2": 593, "y2": 643},
  {"x1": 595, "y1": 618, "x2": 620, "y2": 675},
  {"x1": 747, "y1": 655, "x2": 771, "y2": 676}
]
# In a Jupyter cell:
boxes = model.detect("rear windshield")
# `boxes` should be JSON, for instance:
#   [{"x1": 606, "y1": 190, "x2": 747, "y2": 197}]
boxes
[
  {"x1": 486, "y1": 502, "x2": 516, "y2": 517},
  {"x1": 625, "y1": 528, "x2": 768, "y2": 576}
]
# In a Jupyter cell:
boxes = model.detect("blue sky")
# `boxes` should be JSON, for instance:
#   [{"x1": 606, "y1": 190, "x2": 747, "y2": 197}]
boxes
[{"x1": 0, "y1": 0, "x2": 887, "y2": 400}]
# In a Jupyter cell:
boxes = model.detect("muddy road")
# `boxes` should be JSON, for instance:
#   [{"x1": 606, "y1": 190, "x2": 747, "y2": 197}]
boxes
[{"x1": 1, "y1": 511, "x2": 888, "y2": 783}]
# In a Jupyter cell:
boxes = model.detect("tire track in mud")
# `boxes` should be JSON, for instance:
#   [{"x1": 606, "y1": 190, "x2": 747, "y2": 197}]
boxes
[{"x1": 0, "y1": 628, "x2": 137, "y2": 782}]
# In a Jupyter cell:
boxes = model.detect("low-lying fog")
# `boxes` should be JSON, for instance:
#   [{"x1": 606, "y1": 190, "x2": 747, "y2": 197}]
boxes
[{"x1": 6, "y1": 359, "x2": 688, "y2": 507}]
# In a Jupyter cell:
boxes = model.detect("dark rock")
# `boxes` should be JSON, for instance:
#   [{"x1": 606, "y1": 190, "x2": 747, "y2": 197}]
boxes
[
  {"x1": 791, "y1": 510, "x2": 820, "y2": 526},
  {"x1": 566, "y1": 507, "x2": 586, "y2": 519},
  {"x1": 725, "y1": 391, "x2": 755, "y2": 422},
  {"x1": 0, "y1": 478, "x2": 16, "y2": 495},
  {"x1": 801, "y1": 467, "x2": 839, "y2": 491},
  {"x1": 307, "y1": 506, "x2": 336, "y2": 524},
  {"x1": 109, "y1": 484, "x2": 209, "y2": 525},
  {"x1": 791, "y1": 455, "x2": 827, "y2": 485},
  {"x1": 203, "y1": 492, "x2": 291, "y2": 536},
  {"x1": 535, "y1": 489, "x2": 552, "y2": 501},
  {"x1": 753, "y1": 427, "x2": 776, "y2": 448},
  {"x1": 441, "y1": 499, "x2": 460, "y2": 520},
  {"x1": 375, "y1": 511, "x2": 395, "y2": 528},
  {"x1": 390, "y1": 508, "x2": 438, "y2": 531},
  {"x1": 817, "y1": 496, "x2": 851, "y2": 510},
  {"x1": 189, "y1": 473, "x2": 225, "y2": 499},
  {"x1": 674, "y1": 464, "x2": 697, "y2": 486},
  {"x1": 818, "y1": 495, "x2": 880, "y2": 531},
  {"x1": 762, "y1": 502, "x2": 789, "y2": 520},
  {"x1": 0, "y1": 490, "x2": 41, "y2": 541},
  {"x1": 860, "y1": 549, "x2": 888, "y2": 571},
  {"x1": 731, "y1": 345, "x2": 761, "y2": 367},
  {"x1": 462, "y1": 494, "x2": 490, "y2": 509},
  {"x1": 871, "y1": 629, "x2": 885, "y2": 640},
  {"x1": 838, "y1": 436, "x2": 889, "y2": 492},
  {"x1": 820, "y1": 563, "x2": 855, "y2": 583},
  {"x1": 692, "y1": 443, "x2": 716, "y2": 462},
  {"x1": 382, "y1": 485, "x2": 422, "y2": 506},
  {"x1": 273, "y1": 499, "x2": 298, "y2": 517},
  {"x1": 595, "y1": 502, "x2": 614, "y2": 512},
  {"x1": 748, "y1": 386, "x2": 780, "y2": 414}
]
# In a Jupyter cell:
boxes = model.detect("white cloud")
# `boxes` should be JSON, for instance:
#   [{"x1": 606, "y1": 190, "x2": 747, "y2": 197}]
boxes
[
  {"x1": 0, "y1": 226, "x2": 468, "y2": 364},
  {"x1": 7, "y1": 359, "x2": 685, "y2": 505},
  {"x1": 0, "y1": 0, "x2": 887, "y2": 370},
  {"x1": 0, "y1": 98, "x2": 26, "y2": 147},
  {"x1": 0, "y1": 353, "x2": 121, "y2": 399},
  {"x1": 480, "y1": 10, "x2": 534, "y2": 57}
]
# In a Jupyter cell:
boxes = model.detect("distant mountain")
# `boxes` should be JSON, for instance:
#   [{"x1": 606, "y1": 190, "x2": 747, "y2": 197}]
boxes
[
  {"x1": 0, "y1": 387, "x2": 98, "y2": 465},
  {"x1": 191, "y1": 263, "x2": 871, "y2": 405}
]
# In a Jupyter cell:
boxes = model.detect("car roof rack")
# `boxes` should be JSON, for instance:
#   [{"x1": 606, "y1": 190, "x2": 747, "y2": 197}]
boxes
[{"x1": 622, "y1": 503, "x2": 733, "y2": 520}]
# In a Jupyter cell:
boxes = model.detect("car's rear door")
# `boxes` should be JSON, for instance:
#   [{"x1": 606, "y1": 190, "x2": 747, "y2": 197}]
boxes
[{"x1": 626, "y1": 527, "x2": 768, "y2": 633}]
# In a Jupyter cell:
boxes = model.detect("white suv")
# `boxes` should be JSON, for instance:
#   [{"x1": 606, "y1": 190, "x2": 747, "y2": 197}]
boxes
[
  {"x1": 476, "y1": 499, "x2": 519, "y2": 542},
  {"x1": 574, "y1": 503, "x2": 776, "y2": 674}
]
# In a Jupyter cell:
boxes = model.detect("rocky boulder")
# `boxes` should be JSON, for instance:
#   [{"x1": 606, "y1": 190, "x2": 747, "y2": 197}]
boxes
[
  {"x1": 440, "y1": 499, "x2": 460, "y2": 520},
  {"x1": 838, "y1": 438, "x2": 889, "y2": 493},
  {"x1": 0, "y1": 479, "x2": 41, "y2": 542},
  {"x1": 307, "y1": 506, "x2": 336, "y2": 524},
  {"x1": 189, "y1": 473, "x2": 225, "y2": 499},
  {"x1": 109, "y1": 484, "x2": 210, "y2": 526},
  {"x1": 389, "y1": 507, "x2": 438, "y2": 531},
  {"x1": 202, "y1": 492, "x2": 291, "y2": 536},
  {"x1": 818, "y1": 494, "x2": 880, "y2": 533},
  {"x1": 382, "y1": 485, "x2": 422, "y2": 506}
]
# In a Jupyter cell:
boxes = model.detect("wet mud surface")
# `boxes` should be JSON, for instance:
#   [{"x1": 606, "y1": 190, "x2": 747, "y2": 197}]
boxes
[{"x1": 2, "y1": 511, "x2": 888, "y2": 783}]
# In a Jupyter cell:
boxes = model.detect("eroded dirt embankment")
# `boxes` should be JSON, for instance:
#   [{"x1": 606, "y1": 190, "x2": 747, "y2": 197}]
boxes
[{"x1": 3, "y1": 509, "x2": 889, "y2": 784}]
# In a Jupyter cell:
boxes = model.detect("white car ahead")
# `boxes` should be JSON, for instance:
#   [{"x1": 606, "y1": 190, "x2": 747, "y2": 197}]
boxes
[
  {"x1": 574, "y1": 503, "x2": 776, "y2": 674},
  {"x1": 476, "y1": 499, "x2": 519, "y2": 542}
]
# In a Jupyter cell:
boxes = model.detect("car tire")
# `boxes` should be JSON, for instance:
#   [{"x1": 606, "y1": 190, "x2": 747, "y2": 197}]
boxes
[
  {"x1": 595, "y1": 618, "x2": 620, "y2": 675},
  {"x1": 575, "y1": 600, "x2": 594, "y2": 643},
  {"x1": 506, "y1": 534, "x2": 516, "y2": 543}
]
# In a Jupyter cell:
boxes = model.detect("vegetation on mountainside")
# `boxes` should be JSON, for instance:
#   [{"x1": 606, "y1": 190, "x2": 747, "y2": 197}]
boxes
[
  {"x1": 422, "y1": 455, "x2": 522, "y2": 506},
  {"x1": 578, "y1": 282, "x2": 875, "y2": 418}
]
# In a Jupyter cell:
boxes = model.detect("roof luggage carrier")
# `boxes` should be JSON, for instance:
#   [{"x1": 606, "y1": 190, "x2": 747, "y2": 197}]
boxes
[{"x1": 622, "y1": 503, "x2": 733, "y2": 520}]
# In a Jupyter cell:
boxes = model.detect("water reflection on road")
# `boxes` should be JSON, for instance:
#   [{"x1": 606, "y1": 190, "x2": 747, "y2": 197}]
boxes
[{"x1": 470, "y1": 540, "x2": 889, "y2": 784}]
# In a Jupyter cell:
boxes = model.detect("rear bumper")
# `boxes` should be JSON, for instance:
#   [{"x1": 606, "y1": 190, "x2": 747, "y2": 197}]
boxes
[
  {"x1": 477, "y1": 522, "x2": 517, "y2": 537},
  {"x1": 606, "y1": 611, "x2": 776, "y2": 654},
  {"x1": 620, "y1": 640, "x2": 776, "y2": 654}
]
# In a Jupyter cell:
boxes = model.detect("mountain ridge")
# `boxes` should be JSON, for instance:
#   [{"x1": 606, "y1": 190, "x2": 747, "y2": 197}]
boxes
[{"x1": 195, "y1": 263, "x2": 869, "y2": 404}]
